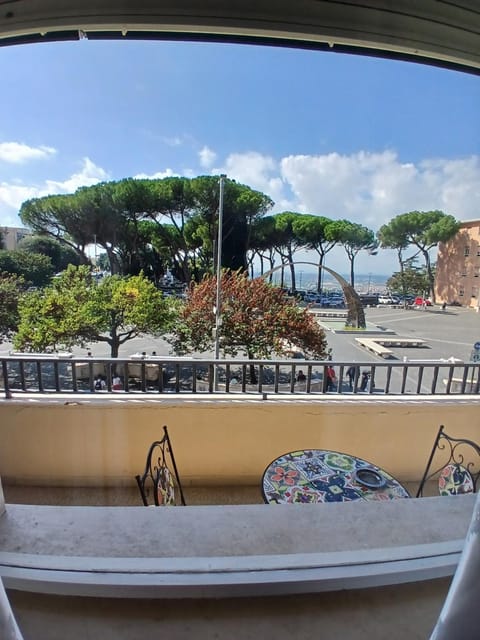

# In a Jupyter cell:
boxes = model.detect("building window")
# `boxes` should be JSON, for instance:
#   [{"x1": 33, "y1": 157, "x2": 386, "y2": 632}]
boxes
[
  {"x1": 475, "y1": 267, "x2": 480, "y2": 278},
  {"x1": 464, "y1": 246, "x2": 470, "y2": 257},
  {"x1": 472, "y1": 287, "x2": 478, "y2": 299},
  {"x1": 459, "y1": 286, "x2": 465, "y2": 297}
]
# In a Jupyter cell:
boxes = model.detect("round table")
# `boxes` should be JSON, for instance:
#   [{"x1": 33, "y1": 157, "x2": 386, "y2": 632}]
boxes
[{"x1": 261, "y1": 449, "x2": 410, "y2": 504}]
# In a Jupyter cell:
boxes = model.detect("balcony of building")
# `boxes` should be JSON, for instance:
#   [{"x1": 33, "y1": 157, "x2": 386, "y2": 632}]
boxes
[{"x1": 1, "y1": 391, "x2": 479, "y2": 639}]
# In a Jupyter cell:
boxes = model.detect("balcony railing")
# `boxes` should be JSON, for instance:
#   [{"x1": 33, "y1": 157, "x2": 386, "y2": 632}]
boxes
[{"x1": 1, "y1": 354, "x2": 479, "y2": 397}]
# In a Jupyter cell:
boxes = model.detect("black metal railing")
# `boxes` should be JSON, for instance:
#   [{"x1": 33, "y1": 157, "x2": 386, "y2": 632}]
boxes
[{"x1": 1, "y1": 355, "x2": 479, "y2": 398}]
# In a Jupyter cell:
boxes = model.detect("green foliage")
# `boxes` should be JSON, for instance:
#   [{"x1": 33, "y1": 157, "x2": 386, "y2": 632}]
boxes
[
  {"x1": 0, "y1": 249, "x2": 54, "y2": 287},
  {"x1": 170, "y1": 270, "x2": 329, "y2": 360},
  {"x1": 292, "y1": 215, "x2": 339, "y2": 291},
  {"x1": 387, "y1": 265, "x2": 430, "y2": 296},
  {"x1": 0, "y1": 272, "x2": 24, "y2": 343},
  {"x1": 17, "y1": 234, "x2": 82, "y2": 272},
  {"x1": 14, "y1": 265, "x2": 179, "y2": 357},
  {"x1": 333, "y1": 221, "x2": 377, "y2": 287},
  {"x1": 377, "y1": 210, "x2": 459, "y2": 302},
  {"x1": 19, "y1": 175, "x2": 273, "y2": 283}
]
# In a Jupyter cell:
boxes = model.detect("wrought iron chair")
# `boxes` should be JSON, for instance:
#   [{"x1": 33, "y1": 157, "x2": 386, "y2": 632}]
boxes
[
  {"x1": 416, "y1": 425, "x2": 480, "y2": 497},
  {"x1": 135, "y1": 425, "x2": 186, "y2": 506}
]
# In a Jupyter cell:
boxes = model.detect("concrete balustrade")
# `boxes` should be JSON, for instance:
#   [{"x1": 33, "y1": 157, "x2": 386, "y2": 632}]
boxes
[
  {"x1": 1, "y1": 396, "x2": 479, "y2": 491},
  {"x1": 1, "y1": 396, "x2": 479, "y2": 639}
]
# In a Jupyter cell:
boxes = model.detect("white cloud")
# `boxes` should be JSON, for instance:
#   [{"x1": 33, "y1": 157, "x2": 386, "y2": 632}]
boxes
[
  {"x1": 215, "y1": 151, "x2": 294, "y2": 210},
  {"x1": 280, "y1": 151, "x2": 480, "y2": 226},
  {"x1": 0, "y1": 141, "x2": 56, "y2": 164},
  {"x1": 215, "y1": 149, "x2": 480, "y2": 274},
  {"x1": 0, "y1": 157, "x2": 109, "y2": 226},
  {"x1": 45, "y1": 157, "x2": 108, "y2": 193},
  {"x1": 133, "y1": 168, "x2": 177, "y2": 180},
  {"x1": 198, "y1": 145, "x2": 217, "y2": 169}
]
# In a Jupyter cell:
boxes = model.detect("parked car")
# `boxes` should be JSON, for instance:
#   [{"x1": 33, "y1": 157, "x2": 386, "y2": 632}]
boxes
[
  {"x1": 358, "y1": 293, "x2": 379, "y2": 307},
  {"x1": 378, "y1": 295, "x2": 395, "y2": 305},
  {"x1": 328, "y1": 296, "x2": 345, "y2": 308},
  {"x1": 414, "y1": 296, "x2": 432, "y2": 306}
]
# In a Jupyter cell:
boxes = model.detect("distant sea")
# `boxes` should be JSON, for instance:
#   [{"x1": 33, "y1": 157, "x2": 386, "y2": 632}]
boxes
[{"x1": 261, "y1": 270, "x2": 388, "y2": 292}]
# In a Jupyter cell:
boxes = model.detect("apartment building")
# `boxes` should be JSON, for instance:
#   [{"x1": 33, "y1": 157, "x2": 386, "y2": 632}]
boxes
[
  {"x1": 435, "y1": 219, "x2": 480, "y2": 309},
  {"x1": 0, "y1": 226, "x2": 30, "y2": 251}
]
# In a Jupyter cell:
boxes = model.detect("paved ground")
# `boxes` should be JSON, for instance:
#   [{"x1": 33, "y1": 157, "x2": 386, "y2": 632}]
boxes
[
  {"x1": 325, "y1": 305, "x2": 480, "y2": 365},
  {"x1": 1, "y1": 304, "x2": 478, "y2": 366}
]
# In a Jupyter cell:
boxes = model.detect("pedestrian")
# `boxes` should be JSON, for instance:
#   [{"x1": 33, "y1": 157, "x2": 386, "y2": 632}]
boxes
[
  {"x1": 94, "y1": 375, "x2": 106, "y2": 391},
  {"x1": 326, "y1": 365, "x2": 336, "y2": 391},
  {"x1": 360, "y1": 370, "x2": 371, "y2": 391},
  {"x1": 346, "y1": 365, "x2": 358, "y2": 390},
  {"x1": 112, "y1": 375, "x2": 122, "y2": 390},
  {"x1": 296, "y1": 370, "x2": 306, "y2": 383},
  {"x1": 442, "y1": 302, "x2": 447, "y2": 311}
]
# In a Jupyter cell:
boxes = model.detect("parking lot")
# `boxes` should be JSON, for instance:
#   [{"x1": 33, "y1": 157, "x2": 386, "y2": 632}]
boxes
[{"x1": 326, "y1": 305, "x2": 480, "y2": 365}]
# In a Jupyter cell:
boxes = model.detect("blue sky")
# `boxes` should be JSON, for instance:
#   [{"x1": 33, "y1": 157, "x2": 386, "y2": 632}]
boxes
[{"x1": 0, "y1": 39, "x2": 479, "y2": 277}]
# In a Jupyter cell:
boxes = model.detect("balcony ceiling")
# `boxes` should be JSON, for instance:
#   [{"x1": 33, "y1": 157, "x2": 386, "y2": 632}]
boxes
[{"x1": 0, "y1": 1, "x2": 479, "y2": 74}]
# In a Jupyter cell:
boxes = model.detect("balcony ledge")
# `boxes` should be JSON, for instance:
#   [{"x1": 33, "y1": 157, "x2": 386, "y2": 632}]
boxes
[{"x1": 0, "y1": 496, "x2": 475, "y2": 599}]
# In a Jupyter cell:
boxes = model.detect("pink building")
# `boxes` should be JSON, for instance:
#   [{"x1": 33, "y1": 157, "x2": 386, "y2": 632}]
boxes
[{"x1": 435, "y1": 219, "x2": 480, "y2": 308}]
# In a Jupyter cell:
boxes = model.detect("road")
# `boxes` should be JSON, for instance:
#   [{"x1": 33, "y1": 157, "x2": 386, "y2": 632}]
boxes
[{"x1": 1, "y1": 304, "x2": 478, "y2": 366}]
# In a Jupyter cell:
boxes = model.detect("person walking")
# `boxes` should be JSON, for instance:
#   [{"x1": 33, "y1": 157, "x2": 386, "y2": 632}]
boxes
[
  {"x1": 360, "y1": 370, "x2": 371, "y2": 391},
  {"x1": 94, "y1": 375, "x2": 106, "y2": 391},
  {"x1": 346, "y1": 365, "x2": 358, "y2": 390},
  {"x1": 112, "y1": 375, "x2": 123, "y2": 390},
  {"x1": 325, "y1": 365, "x2": 336, "y2": 391},
  {"x1": 296, "y1": 370, "x2": 306, "y2": 383}
]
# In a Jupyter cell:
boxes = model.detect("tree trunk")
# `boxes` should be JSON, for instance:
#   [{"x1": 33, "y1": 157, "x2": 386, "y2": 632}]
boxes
[
  {"x1": 316, "y1": 255, "x2": 324, "y2": 293},
  {"x1": 247, "y1": 350, "x2": 257, "y2": 384},
  {"x1": 110, "y1": 340, "x2": 119, "y2": 358},
  {"x1": 288, "y1": 249, "x2": 296, "y2": 291}
]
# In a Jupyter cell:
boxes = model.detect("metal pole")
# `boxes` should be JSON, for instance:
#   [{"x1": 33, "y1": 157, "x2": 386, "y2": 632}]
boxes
[{"x1": 214, "y1": 175, "x2": 226, "y2": 389}]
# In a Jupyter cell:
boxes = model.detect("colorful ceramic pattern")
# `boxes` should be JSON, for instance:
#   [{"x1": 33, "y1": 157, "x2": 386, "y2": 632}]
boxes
[
  {"x1": 262, "y1": 449, "x2": 410, "y2": 504},
  {"x1": 438, "y1": 463, "x2": 474, "y2": 496},
  {"x1": 156, "y1": 467, "x2": 175, "y2": 505}
]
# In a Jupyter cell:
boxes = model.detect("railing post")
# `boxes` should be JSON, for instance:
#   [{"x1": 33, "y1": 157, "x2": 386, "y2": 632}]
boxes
[{"x1": 1, "y1": 360, "x2": 11, "y2": 399}]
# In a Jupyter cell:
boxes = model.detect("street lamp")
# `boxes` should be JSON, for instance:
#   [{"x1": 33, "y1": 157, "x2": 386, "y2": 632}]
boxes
[{"x1": 213, "y1": 174, "x2": 226, "y2": 389}]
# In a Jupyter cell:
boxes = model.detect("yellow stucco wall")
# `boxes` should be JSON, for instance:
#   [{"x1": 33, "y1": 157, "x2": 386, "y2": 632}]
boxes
[{"x1": 0, "y1": 398, "x2": 478, "y2": 487}]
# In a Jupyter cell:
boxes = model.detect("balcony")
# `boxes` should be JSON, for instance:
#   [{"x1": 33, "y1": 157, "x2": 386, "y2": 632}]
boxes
[{"x1": 1, "y1": 387, "x2": 479, "y2": 639}]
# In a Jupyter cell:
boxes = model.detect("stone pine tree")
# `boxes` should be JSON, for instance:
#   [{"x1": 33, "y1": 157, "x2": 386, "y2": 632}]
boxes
[{"x1": 377, "y1": 211, "x2": 459, "y2": 302}]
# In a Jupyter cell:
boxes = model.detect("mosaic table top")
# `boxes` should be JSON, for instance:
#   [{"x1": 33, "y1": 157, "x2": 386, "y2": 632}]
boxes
[{"x1": 262, "y1": 449, "x2": 411, "y2": 504}]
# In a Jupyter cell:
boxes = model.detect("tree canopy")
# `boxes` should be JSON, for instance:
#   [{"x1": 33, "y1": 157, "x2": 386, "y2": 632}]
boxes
[
  {"x1": 170, "y1": 270, "x2": 329, "y2": 375},
  {"x1": 14, "y1": 265, "x2": 178, "y2": 357},
  {"x1": 17, "y1": 234, "x2": 82, "y2": 273},
  {"x1": 377, "y1": 210, "x2": 459, "y2": 301},
  {"x1": 0, "y1": 249, "x2": 54, "y2": 287},
  {"x1": 386, "y1": 264, "x2": 430, "y2": 297},
  {"x1": 19, "y1": 176, "x2": 273, "y2": 283},
  {"x1": 334, "y1": 221, "x2": 377, "y2": 287},
  {"x1": 0, "y1": 272, "x2": 24, "y2": 343}
]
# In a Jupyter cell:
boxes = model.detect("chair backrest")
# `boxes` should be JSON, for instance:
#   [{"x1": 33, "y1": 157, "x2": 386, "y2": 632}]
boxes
[
  {"x1": 135, "y1": 425, "x2": 186, "y2": 506},
  {"x1": 416, "y1": 425, "x2": 480, "y2": 497}
]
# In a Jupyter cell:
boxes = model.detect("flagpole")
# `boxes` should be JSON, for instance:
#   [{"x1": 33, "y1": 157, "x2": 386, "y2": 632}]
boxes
[{"x1": 213, "y1": 174, "x2": 226, "y2": 390}]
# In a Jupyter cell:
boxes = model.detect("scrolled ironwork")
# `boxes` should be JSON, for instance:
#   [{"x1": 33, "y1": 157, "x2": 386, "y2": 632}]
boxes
[
  {"x1": 416, "y1": 426, "x2": 480, "y2": 497},
  {"x1": 135, "y1": 425, "x2": 186, "y2": 506}
]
